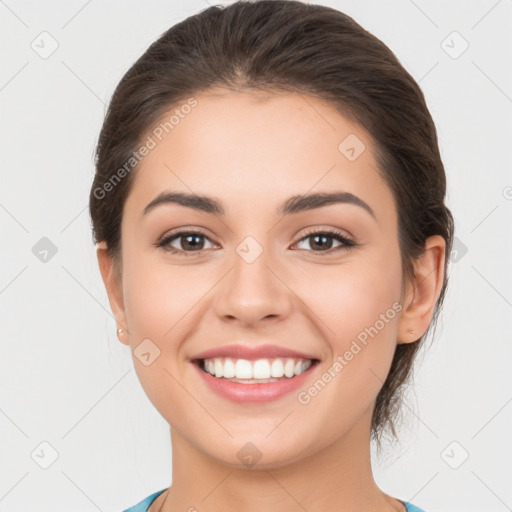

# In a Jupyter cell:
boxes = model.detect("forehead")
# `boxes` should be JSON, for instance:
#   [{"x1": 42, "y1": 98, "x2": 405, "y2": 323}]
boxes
[{"x1": 124, "y1": 89, "x2": 396, "y2": 225}]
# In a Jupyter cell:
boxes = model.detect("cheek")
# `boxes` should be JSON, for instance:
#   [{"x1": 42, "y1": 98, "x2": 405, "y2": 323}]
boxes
[
  {"x1": 296, "y1": 253, "x2": 402, "y2": 399},
  {"x1": 298, "y1": 254, "x2": 402, "y2": 341},
  {"x1": 121, "y1": 254, "x2": 195, "y2": 414},
  {"x1": 123, "y1": 266, "x2": 169, "y2": 337},
  {"x1": 288, "y1": 271, "x2": 403, "y2": 456},
  {"x1": 122, "y1": 251, "x2": 199, "y2": 337}
]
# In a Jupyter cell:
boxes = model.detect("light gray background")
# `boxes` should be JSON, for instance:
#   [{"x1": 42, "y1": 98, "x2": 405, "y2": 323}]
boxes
[{"x1": 1, "y1": 1, "x2": 511, "y2": 511}]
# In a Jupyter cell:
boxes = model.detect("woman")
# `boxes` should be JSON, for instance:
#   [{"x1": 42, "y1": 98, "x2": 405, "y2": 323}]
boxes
[{"x1": 89, "y1": 1, "x2": 454, "y2": 511}]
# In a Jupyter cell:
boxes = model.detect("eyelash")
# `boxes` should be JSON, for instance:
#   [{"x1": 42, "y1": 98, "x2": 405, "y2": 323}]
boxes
[{"x1": 155, "y1": 227, "x2": 357, "y2": 257}]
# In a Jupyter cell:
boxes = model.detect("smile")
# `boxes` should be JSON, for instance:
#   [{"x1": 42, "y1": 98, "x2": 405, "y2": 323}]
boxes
[
  {"x1": 201, "y1": 357, "x2": 314, "y2": 381},
  {"x1": 193, "y1": 357, "x2": 320, "y2": 402}
]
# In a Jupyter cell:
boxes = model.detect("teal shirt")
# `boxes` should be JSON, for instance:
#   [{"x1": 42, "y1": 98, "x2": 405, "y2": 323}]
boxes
[{"x1": 122, "y1": 489, "x2": 428, "y2": 512}]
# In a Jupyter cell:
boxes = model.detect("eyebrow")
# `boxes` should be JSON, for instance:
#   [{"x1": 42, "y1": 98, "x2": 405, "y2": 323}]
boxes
[{"x1": 143, "y1": 190, "x2": 376, "y2": 220}]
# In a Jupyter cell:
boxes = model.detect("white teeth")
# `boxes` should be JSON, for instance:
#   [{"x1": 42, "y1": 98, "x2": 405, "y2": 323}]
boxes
[
  {"x1": 302, "y1": 360, "x2": 312, "y2": 373},
  {"x1": 284, "y1": 358, "x2": 295, "y2": 378},
  {"x1": 235, "y1": 359, "x2": 253, "y2": 379},
  {"x1": 270, "y1": 359, "x2": 284, "y2": 377},
  {"x1": 223, "y1": 358, "x2": 236, "y2": 378},
  {"x1": 202, "y1": 357, "x2": 315, "y2": 380},
  {"x1": 253, "y1": 359, "x2": 271, "y2": 379},
  {"x1": 214, "y1": 359, "x2": 223, "y2": 378}
]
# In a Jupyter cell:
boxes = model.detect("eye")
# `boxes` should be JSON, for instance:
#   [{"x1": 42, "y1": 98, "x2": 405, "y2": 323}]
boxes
[
  {"x1": 156, "y1": 230, "x2": 216, "y2": 256},
  {"x1": 293, "y1": 228, "x2": 356, "y2": 253},
  {"x1": 155, "y1": 227, "x2": 357, "y2": 257}
]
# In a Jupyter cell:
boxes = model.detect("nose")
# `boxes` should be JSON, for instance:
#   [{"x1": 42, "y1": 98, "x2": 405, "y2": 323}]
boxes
[{"x1": 213, "y1": 243, "x2": 293, "y2": 328}]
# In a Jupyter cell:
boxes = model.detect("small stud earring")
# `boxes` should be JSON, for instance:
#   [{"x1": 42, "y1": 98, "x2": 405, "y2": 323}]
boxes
[{"x1": 117, "y1": 328, "x2": 124, "y2": 335}]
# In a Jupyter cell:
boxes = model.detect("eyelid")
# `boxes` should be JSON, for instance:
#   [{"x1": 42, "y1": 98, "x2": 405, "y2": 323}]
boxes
[
  {"x1": 292, "y1": 226, "x2": 355, "y2": 251},
  {"x1": 155, "y1": 227, "x2": 218, "y2": 255},
  {"x1": 296, "y1": 225, "x2": 353, "y2": 242},
  {"x1": 156, "y1": 225, "x2": 356, "y2": 256},
  {"x1": 156, "y1": 226, "x2": 212, "y2": 244}
]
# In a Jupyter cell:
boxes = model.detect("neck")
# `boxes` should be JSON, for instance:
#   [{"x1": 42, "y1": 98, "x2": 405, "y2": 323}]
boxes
[{"x1": 157, "y1": 407, "x2": 404, "y2": 512}]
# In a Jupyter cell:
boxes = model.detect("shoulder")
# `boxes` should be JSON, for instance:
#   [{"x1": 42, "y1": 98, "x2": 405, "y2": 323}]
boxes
[
  {"x1": 404, "y1": 502, "x2": 428, "y2": 512},
  {"x1": 121, "y1": 492, "x2": 426, "y2": 512},
  {"x1": 122, "y1": 489, "x2": 167, "y2": 512}
]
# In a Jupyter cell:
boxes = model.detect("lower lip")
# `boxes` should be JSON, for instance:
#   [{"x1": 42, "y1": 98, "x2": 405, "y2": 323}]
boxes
[{"x1": 193, "y1": 361, "x2": 319, "y2": 403}]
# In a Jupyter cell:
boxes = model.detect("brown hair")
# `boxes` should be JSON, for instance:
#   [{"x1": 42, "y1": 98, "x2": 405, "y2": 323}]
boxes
[{"x1": 89, "y1": 0, "x2": 454, "y2": 447}]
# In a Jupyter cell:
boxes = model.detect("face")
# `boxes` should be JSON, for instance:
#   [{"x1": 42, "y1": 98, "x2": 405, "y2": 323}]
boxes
[{"x1": 101, "y1": 89, "x2": 422, "y2": 469}]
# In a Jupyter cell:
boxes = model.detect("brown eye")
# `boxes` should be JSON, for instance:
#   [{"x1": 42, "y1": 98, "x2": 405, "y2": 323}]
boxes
[
  {"x1": 294, "y1": 229, "x2": 355, "y2": 253},
  {"x1": 157, "y1": 231, "x2": 216, "y2": 255}
]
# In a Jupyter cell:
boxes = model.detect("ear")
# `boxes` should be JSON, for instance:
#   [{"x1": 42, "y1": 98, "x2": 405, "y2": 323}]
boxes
[
  {"x1": 397, "y1": 235, "x2": 446, "y2": 344},
  {"x1": 96, "y1": 241, "x2": 129, "y2": 345}
]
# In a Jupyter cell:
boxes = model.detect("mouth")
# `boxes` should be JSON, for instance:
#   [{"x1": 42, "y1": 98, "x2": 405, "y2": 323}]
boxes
[
  {"x1": 193, "y1": 356, "x2": 320, "y2": 383},
  {"x1": 191, "y1": 356, "x2": 321, "y2": 402}
]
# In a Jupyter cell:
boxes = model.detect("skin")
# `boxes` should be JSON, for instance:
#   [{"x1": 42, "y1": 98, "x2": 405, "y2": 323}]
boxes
[{"x1": 97, "y1": 89, "x2": 445, "y2": 512}]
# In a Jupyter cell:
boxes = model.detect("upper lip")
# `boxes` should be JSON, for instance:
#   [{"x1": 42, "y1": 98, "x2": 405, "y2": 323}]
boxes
[{"x1": 191, "y1": 344, "x2": 320, "y2": 361}]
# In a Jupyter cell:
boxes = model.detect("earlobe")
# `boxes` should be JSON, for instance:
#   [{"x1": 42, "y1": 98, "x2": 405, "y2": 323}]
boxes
[
  {"x1": 96, "y1": 242, "x2": 129, "y2": 345},
  {"x1": 397, "y1": 235, "x2": 446, "y2": 345}
]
